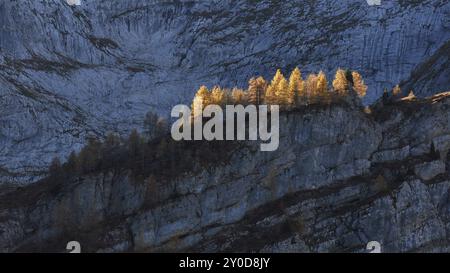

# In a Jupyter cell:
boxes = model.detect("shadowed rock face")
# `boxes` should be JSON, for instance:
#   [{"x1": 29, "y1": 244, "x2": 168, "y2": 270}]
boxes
[
  {"x1": 0, "y1": 0, "x2": 449, "y2": 183},
  {"x1": 0, "y1": 93, "x2": 449, "y2": 253}
]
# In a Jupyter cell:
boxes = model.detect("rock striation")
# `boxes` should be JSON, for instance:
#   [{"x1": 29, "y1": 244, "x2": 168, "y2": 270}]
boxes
[
  {"x1": 1, "y1": 0, "x2": 449, "y2": 183},
  {"x1": 0, "y1": 93, "x2": 449, "y2": 253}
]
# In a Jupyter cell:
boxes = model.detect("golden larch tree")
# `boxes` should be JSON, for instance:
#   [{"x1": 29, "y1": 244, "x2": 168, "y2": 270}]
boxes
[
  {"x1": 392, "y1": 84, "x2": 402, "y2": 97},
  {"x1": 248, "y1": 76, "x2": 267, "y2": 105},
  {"x1": 211, "y1": 86, "x2": 225, "y2": 106},
  {"x1": 271, "y1": 69, "x2": 285, "y2": 88},
  {"x1": 231, "y1": 88, "x2": 247, "y2": 105},
  {"x1": 288, "y1": 67, "x2": 304, "y2": 106},
  {"x1": 305, "y1": 73, "x2": 318, "y2": 104},
  {"x1": 332, "y1": 69, "x2": 349, "y2": 95},
  {"x1": 276, "y1": 77, "x2": 289, "y2": 105},
  {"x1": 192, "y1": 85, "x2": 210, "y2": 117},
  {"x1": 265, "y1": 69, "x2": 285, "y2": 105},
  {"x1": 351, "y1": 71, "x2": 367, "y2": 98},
  {"x1": 265, "y1": 85, "x2": 277, "y2": 105},
  {"x1": 316, "y1": 71, "x2": 330, "y2": 103}
]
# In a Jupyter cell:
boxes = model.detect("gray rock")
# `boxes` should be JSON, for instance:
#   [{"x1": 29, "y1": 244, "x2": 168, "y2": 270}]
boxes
[
  {"x1": 372, "y1": 146, "x2": 410, "y2": 163},
  {"x1": 415, "y1": 161, "x2": 446, "y2": 181},
  {"x1": 0, "y1": 95, "x2": 449, "y2": 253},
  {"x1": 0, "y1": 0, "x2": 449, "y2": 183},
  {"x1": 433, "y1": 135, "x2": 450, "y2": 160}
]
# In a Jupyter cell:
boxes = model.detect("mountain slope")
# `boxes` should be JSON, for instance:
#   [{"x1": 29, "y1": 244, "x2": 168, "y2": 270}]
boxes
[
  {"x1": 0, "y1": 0, "x2": 449, "y2": 183},
  {"x1": 0, "y1": 93, "x2": 449, "y2": 252}
]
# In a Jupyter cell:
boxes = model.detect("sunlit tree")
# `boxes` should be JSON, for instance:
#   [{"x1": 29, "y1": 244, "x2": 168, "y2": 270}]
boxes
[
  {"x1": 271, "y1": 69, "x2": 286, "y2": 102},
  {"x1": 408, "y1": 90, "x2": 416, "y2": 98},
  {"x1": 276, "y1": 77, "x2": 289, "y2": 105},
  {"x1": 248, "y1": 76, "x2": 267, "y2": 105},
  {"x1": 332, "y1": 69, "x2": 349, "y2": 95},
  {"x1": 288, "y1": 67, "x2": 304, "y2": 106},
  {"x1": 211, "y1": 86, "x2": 226, "y2": 106},
  {"x1": 231, "y1": 88, "x2": 247, "y2": 105},
  {"x1": 317, "y1": 71, "x2": 331, "y2": 103},
  {"x1": 351, "y1": 71, "x2": 367, "y2": 98},
  {"x1": 271, "y1": 69, "x2": 285, "y2": 89},
  {"x1": 265, "y1": 85, "x2": 277, "y2": 105},
  {"x1": 265, "y1": 69, "x2": 285, "y2": 105},
  {"x1": 316, "y1": 71, "x2": 329, "y2": 101},
  {"x1": 392, "y1": 84, "x2": 402, "y2": 97},
  {"x1": 192, "y1": 85, "x2": 210, "y2": 116},
  {"x1": 305, "y1": 74, "x2": 318, "y2": 103},
  {"x1": 222, "y1": 88, "x2": 233, "y2": 105}
]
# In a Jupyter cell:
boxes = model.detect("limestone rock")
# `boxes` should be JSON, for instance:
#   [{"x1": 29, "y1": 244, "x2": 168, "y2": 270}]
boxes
[
  {"x1": 0, "y1": 0, "x2": 449, "y2": 183},
  {"x1": 0, "y1": 95, "x2": 449, "y2": 252},
  {"x1": 415, "y1": 161, "x2": 446, "y2": 181}
]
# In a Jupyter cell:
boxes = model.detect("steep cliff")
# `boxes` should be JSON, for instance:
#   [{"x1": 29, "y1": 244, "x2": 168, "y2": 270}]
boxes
[
  {"x1": 0, "y1": 93, "x2": 449, "y2": 253},
  {"x1": 1, "y1": 0, "x2": 449, "y2": 183}
]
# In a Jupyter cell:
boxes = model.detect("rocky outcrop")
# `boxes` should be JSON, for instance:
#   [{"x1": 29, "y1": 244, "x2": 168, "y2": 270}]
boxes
[
  {"x1": 1, "y1": 0, "x2": 449, "y2": 183},
  {"x1": 415, "y1": 161, "x2": 446, "y2": 181},
  {"x1": 0, "y1": 93, "x2": 449, "y2": 253}
]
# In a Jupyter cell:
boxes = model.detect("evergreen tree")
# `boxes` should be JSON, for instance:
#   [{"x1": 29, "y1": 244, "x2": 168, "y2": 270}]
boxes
[
  {"x1": 79, "y1": 137, "x2": 102, "y2": 173},
  {"x1": 104, "y1": 132, "x2": 121, "y2": 148},
  {"x1": 382, "y1": 88, "x2": 389, "y2": 103},
  {"x1": 143, "y1": 111, "x2": 159, "y2": 139},
  {"x1": 102, "y1": 133, "x2": 121, "y2": 169},
  {"x1": 49, "y1": 156, "x2": 62, "y2": 177},
  {"x1": 128, "y1": 129, "x2": 142, "y2": 159},
  {"x1": 155, "y1": 118, "x2": 168, "y2": 138},
  {"x1": 64, "y1": 151, "x2": 80, "y2": 174}
]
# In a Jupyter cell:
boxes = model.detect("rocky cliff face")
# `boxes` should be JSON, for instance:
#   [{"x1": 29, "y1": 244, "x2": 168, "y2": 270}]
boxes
[
  {"x1": 0, "y1": 93, "x2": 449, "y2": 253},
  {"x1": 1, "y1": 0, "x2": 449, "y2": 183}
]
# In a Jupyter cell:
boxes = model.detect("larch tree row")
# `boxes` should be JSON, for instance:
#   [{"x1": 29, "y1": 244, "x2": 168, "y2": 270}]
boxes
[{"x1": 191, "y1": 68, "x2": 369, "y2": 111}]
